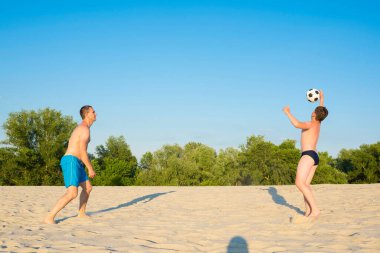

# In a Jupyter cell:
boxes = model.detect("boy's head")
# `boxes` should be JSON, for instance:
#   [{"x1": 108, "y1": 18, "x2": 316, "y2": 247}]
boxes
[{"x1": 314, "y1": 106, "x2": 328, "y2": 122}]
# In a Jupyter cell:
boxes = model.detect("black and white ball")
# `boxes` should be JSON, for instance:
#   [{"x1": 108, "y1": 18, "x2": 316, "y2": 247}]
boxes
[{"x1": 306, "y1": 88, "x2": 320, "y2": 103}]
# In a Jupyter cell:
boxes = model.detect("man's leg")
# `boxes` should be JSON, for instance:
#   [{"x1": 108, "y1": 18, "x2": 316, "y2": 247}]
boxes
[
  {"x1": 78, "y1": 180, "x2": 92, "y2": 218},
  {"x1": 295, "y1": 156, "x2": 320, "y2": 218},
  {"x1": 303, "y1": 165, "x2": 318, "y2": 216},
  {"x1": 44, "y1": 186, "x2": 78, "y2": 224}
]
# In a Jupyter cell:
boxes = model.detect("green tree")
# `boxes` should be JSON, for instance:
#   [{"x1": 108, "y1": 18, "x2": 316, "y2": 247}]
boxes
[
  {"x1": 136, "y1": 143, "x2": 217, "y2": 186},
  {"x1": 336, "y1": 142, "x2": 380, "y2": 183},
  {"x1": 213, "y1": 147, "x2": 242, "y2": 185},
  {"x1": 92, "y1": 136, "x2": 138, "y2": 186},
  {"x1": 239, "y1": 135, "x2": 291, "y2": 185},
  {"x1": 139, "y1": 152, "x2": 153, "y2": 170},
  {"x1": 0, "y1": 147, "x2": 18, "y2": 185},
  {"x1": 183, "y1": 142, "x2": 217, "y2": 185},
  {"x1": 1, "y1": 108, "x2": 76, "y2": 185},
  {"x1": 312, "y1": 152, "x2": 348, "y2": 184},
  {"x1": 150, "y1": 144, "x2": 184, "y2": 185}
]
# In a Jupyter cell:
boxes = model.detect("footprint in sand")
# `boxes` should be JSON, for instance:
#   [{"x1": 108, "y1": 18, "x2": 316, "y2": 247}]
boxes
[{"x1": 289, "y1": 215, "x2": 318, "y2": 225}]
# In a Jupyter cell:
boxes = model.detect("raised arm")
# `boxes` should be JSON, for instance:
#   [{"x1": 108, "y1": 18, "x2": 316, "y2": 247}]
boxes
[
  {"x1": 283, "y1": 106, "x2": 312, "y2": 130},
  {"x1": 319, "y1": 89, "x2": 324, "y2": 106}
]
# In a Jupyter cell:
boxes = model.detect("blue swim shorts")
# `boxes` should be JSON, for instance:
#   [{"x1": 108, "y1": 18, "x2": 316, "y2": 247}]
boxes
[
  {"x1": 301, "y1": 150, "x2": 319, "y2": 166},
  {"x1": 60, "y1": 155, "x2": 89, "y2": 188}
]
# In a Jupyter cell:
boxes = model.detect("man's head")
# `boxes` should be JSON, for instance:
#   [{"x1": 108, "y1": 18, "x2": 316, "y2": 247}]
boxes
[
  {"x1": 314, "y1": 106, "x2": 328, "y2": 122},
  {"x1": 80, "y1": 105, "x2": 96, "y2": 121}
]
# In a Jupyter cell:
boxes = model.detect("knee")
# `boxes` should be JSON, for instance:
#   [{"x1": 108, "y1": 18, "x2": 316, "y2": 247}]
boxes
[
  {"x1": 295, "y1": 180, "x2": 305, "y2": 190},
  {"x1": 82, "y1": 184, "x2": 92, "y2": 195},
  {"x1": 67, "y1": 190, "x2": 78, "y2": 200},
  {"x1": 86, "y1": 185, "x2": 92, "y2": 194}
]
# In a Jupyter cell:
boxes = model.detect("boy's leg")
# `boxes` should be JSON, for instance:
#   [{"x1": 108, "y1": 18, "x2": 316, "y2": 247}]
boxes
[
  {"x1": 44, "y1": 186, "x2": 78, "y2": 224},
  {"x1": 303, "y1": 165, "x2": 318, "y2": 216},
  {"x1": 295, "y1": 156, "x2": 320, "y2": 217},
  {"x1": 78, "y1": 180, "x2": 92, "y2": 218}
]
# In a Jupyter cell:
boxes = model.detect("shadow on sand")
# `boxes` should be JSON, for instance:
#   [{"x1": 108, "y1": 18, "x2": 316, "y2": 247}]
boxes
[
  {"x1": 56, "y1": 214, "x2": 77, "y2": 224},
  {"x1": 266, "y1": 187, "x2": 304, "y2": 215},
  {"x1": 56, "y1": 191, "x2": 175, "y2": 223},
  {"x1": 89, "y1": 191, "x2": 176, "y2": 215},
  {"x1": 227, "y1": 236, "x2": 249, "y2": 253}
]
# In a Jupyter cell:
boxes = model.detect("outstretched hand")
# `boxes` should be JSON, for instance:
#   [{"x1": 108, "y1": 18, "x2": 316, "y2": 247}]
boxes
[
  {"x1": 319, "y1": 89, "x2": 324, "y2": 106},
  {"x1": 283, "y1": 106, "x2": 290, "y2": 114}
]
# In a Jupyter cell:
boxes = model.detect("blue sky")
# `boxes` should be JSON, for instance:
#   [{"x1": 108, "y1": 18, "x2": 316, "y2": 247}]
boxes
[{"x1": 1, "y1": 0, "x2": 379, "y2": 159}]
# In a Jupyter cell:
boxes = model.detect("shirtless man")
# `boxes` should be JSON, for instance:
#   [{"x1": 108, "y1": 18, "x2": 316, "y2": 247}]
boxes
[
  {"x1": 283, "y1": 90, "x2": 328, "y2": 218},
  {"x1": 44, "y1": 105, "x2": 97, "y2": 224}
]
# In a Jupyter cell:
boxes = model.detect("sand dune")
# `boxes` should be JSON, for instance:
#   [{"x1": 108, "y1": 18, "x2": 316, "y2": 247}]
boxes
[{"x1": 1, "y1": 184, "x2": 379, "y2": 252}]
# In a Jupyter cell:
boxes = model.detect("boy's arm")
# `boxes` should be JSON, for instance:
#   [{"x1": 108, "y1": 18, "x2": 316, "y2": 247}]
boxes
[
  {"x1": 283, "y1": 106, "x2": 312, "y2": 130},
  {"x1": 319, "y1": 89, "x2": 324, "y2": 106}
]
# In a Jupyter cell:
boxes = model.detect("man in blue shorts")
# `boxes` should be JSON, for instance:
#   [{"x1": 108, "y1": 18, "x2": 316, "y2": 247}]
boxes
[
  {"x1": 45, "y1": 105, "x2": 97, "y2": 224},
  {"x1": 283, "y1": 90, "x2": 328, "y2": 218}
]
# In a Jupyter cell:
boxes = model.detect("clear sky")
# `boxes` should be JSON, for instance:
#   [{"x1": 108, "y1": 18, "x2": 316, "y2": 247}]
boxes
[{"x1": 1, "y1": 0, "x2": 379, "y2": 159}]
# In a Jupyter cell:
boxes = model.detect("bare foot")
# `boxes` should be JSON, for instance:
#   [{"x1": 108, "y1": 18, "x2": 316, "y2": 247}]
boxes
[
  {"x1": 308, "y1": 210, "x2": 321, "y2": 219},
  {"x1": 292, "y1": 215, "x2": 310, "y2": 224},
  {"x1": 44, "y1": 216, "x2": 56, "y2": 224},
  {"x1": 78, "y1": 213, "x2": 91, "y2": 219}
]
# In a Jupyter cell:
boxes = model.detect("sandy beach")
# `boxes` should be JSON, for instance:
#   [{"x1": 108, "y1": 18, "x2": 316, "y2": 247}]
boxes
[{"x1": 1, "y1": 184, "x2": 379, "y2": 252}]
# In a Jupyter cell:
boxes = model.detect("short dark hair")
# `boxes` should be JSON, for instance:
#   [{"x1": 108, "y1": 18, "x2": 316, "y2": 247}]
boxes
[
  {"x1": 314, "y1": 106, "x2": 328, "y2": 122},
  {"x1": 80, "y1": 105, "x2": 92, "y2": 119}
]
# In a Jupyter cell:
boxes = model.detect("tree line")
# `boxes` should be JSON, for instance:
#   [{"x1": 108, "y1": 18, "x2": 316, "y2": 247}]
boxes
[{"x1": 1, "y1": 108, "x2": 379, "y2": 186}]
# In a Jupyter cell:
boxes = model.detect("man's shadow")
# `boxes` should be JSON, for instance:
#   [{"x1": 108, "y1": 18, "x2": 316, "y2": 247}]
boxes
[
  {"x1": 56, "y1": 191, "x2": 175, "y2": 223},
  {"x1": 89, "y1": 191, "x2": 176, "y2": 215},
  {"x1": 266, "y1": 187, "x2": 304, "y2": 215}
]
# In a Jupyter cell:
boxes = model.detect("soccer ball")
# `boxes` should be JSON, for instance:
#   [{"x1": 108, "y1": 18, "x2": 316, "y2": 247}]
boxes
[{"x1": 306, "y1": 88, "x2": 320, "y2": 102}]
